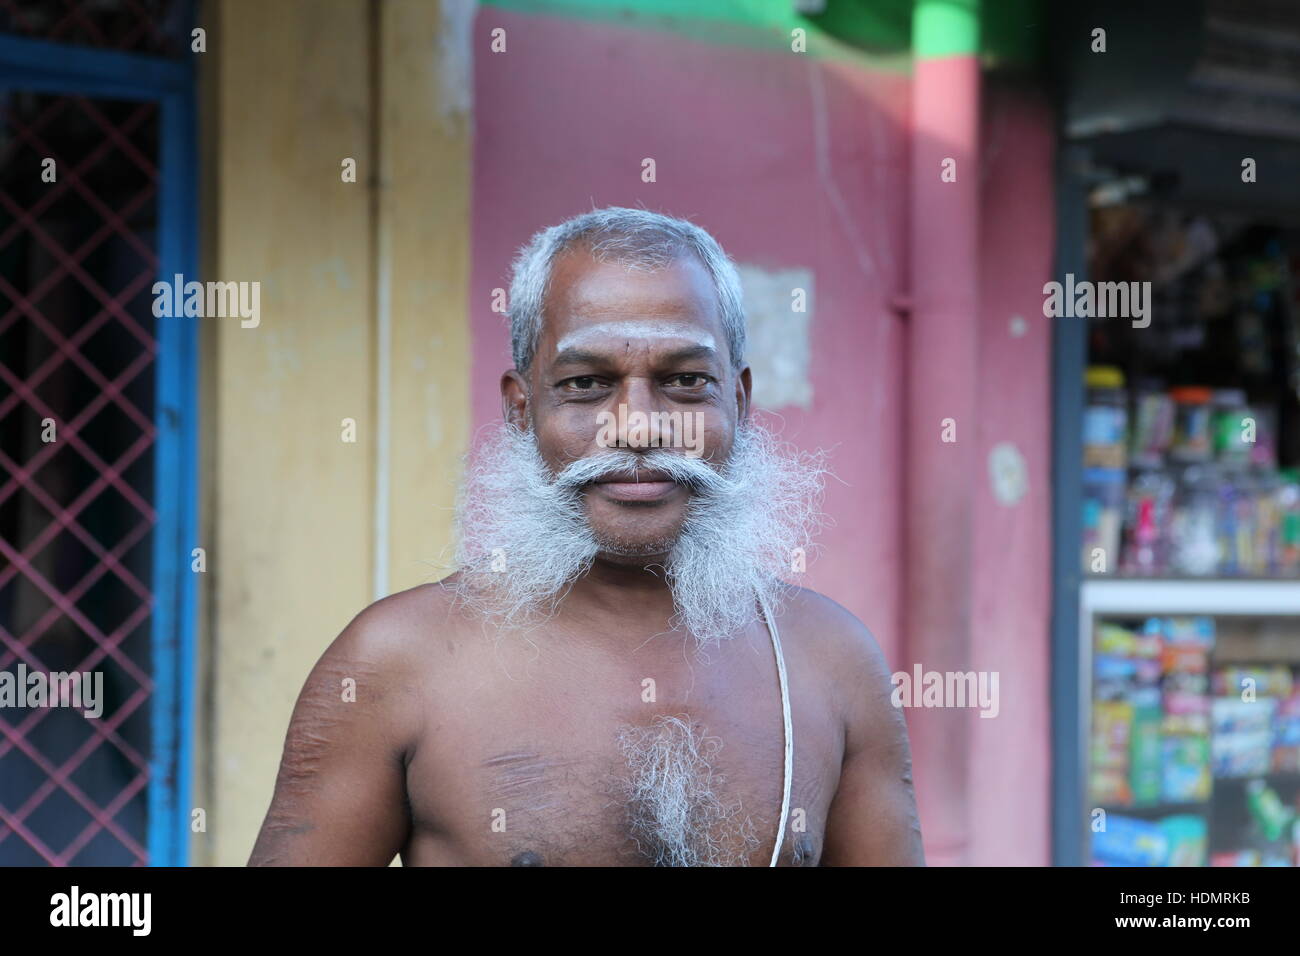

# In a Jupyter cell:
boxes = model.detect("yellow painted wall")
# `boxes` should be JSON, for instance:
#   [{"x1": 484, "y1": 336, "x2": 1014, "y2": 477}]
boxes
[
  {"x1": 196, "y1": 0, "x2": 472, "y2": 866},
  {"x1": 381, "y1": 0, "x2": 472, "y2": 594}
]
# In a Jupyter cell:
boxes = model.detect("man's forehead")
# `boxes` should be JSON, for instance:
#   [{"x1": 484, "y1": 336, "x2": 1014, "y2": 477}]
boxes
[
  {"x1": 537, "y1": 249, "x2": 725, "y2": 356},
  {"x1": 553, "y1": 321, "x2": 716, "y2": 355}
]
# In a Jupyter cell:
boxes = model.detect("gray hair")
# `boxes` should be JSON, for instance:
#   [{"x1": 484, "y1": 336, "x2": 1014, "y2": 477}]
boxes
[{"x1": 507, "y1": 206, "x2": 747, "y2": 373}]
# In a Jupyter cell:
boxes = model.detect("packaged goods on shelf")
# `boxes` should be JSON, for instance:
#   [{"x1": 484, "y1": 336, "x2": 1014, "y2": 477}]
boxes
[
  {"x1": 1091, "y1": 699, "x2": 1134, "y2": 806},
  {"x1": 1083, "y1": 469, "x2": 1126, "y2": 574},
  {"x1": 1092, "y1": 815, "x2": 1167, "y2": 867},
  {"x1": 1210, "y1": 850, "x2": 1262, "y2": 866},
  {"x1": 1080, "y1": 373, "x2": 1300, "y2": 578},
  {"x1": 1130, "y1": 700, "x2": 1163, "y2": 805},
  {"x1": 1212, "y1": 389, "x2": 1254, "y2": 468},
  {"x1": 1274, "y1": 692, "x2": 1300, "y2": 773},
  {"x1": 1089, "y1": 617, "x2": 1220, "y2": 808},
  {"x1": 1085, "y1": 367, "x2": 1128, "y2": 470},
  {"x1": 1211, "y1": 697, "x2": 1277, "y2": 778},
  {"x1": 1161, "y1": 814, "x2": 1208, "y2": 867},
  {"x1": 1163, "y1": 735, "x2": 1211, "y2": 803},
  {"x1": 1170, "y1": 387, "x2": 1214, "y2": 464},
  {"x1": 1082, "y1": 217, "x2": 1300, "y2": 868},
  {"x1": 1212, "y1": 665, "x2": 1294, "y2": 698},
  {"x1": 1245, "y1": 779, "x2": 1294, "y2": 845},
  {"x1": 1091, "y1": 813, "x2": 1207, "y2": 867},
  {"x1": 1130, "y1": 383, "x2": 1175, "y2": 470},
  {"x1": 1170, "y1": 464, "x2": 1220, "y2": 575}
]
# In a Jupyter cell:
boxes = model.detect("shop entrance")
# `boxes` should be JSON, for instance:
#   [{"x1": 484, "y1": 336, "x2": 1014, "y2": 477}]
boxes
[{"x1": 1051, "y1": 0, "x2": 1300, "y2": 867}]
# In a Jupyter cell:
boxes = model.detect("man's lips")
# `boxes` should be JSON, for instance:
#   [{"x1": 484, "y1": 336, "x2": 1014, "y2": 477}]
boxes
[{"x1": 590, "y1": 470, "x2": 680, "y2": 502}]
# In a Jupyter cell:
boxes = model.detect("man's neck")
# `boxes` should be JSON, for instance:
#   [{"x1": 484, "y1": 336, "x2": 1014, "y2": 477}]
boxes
[{"x1": 558, "y1": 553, "x2": 680, "y2": 636}]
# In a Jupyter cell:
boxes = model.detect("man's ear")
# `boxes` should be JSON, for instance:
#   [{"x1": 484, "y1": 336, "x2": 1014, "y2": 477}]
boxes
[
  {"x1": 735, "y1": 365, "x2": 752, "y2": 423},
  {"x1": 501, "y1": 369, "x2": 530, "y2": 430}
]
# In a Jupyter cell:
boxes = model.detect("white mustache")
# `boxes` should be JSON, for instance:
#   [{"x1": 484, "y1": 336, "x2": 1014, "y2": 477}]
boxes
[{"x1": 554, "y1": 448, "x2": 731, "y2": 494}]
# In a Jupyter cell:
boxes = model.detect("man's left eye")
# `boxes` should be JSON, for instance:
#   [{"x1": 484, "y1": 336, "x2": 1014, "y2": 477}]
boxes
[{"x1": 668, "y1": 374, "x2": 709, "y2": 387}]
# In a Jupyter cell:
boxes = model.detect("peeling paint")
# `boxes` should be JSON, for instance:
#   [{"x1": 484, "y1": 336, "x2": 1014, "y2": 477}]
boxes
[
  {"x1": 438, "y1": 0, "x2": 476, "y2": 120},
  {"x1": 738, "y1": 263, "x2": 814, "y2": 411},
  {"x1": 988, "y1": 441, "x2": 1027, "y2": 506}
]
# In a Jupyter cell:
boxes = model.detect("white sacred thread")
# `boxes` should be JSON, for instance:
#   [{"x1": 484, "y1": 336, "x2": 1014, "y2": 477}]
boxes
[{"x1": 760, "y1": 594, "x2": 793, "y2": 867}]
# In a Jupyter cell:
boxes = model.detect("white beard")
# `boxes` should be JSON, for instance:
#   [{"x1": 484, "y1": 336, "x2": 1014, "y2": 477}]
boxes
[{"x1": 451, "y1": 420, "x2": 826, "y2": 650}]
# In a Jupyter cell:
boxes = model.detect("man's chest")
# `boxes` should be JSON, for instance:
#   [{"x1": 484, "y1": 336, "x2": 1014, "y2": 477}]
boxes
[{"x1": 400, "y1": 637, "x2": 842, "y2": 866}]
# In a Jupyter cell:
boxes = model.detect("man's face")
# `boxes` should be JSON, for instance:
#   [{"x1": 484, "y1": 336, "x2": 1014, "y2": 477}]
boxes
[{"x1": 502, "y1": 246, "x2": 751, "y2": 560}]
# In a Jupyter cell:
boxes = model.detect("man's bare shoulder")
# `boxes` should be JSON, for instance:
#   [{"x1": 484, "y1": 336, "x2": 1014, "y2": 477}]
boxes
[
  {"x1": 326, "y1": 576, "x2": 469, "y2": 665},
  {"x1": 775, "y1": 586, "x2": 894, "y2": 740},
  {"x1": 286, "y1": 578, "x2": 474, "y2": 757},
  {"x1": 777, "y1": 586, "x2": 889, "y2": 677}
]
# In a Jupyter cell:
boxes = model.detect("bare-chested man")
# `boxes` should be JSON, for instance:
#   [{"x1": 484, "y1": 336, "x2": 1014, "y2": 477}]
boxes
[{"x1": 249, "y1": 207, "x2": 924, "y2": 867}]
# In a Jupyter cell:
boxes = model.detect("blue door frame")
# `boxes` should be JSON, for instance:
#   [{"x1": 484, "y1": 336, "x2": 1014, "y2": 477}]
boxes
[{"x1": 0, "y1": 32, "x2": 198, "y2": 867}]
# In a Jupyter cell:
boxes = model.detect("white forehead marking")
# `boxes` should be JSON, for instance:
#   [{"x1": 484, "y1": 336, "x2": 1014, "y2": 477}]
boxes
[{"x1": 554, "y1": 322, "x2": 716, "y2": 353}]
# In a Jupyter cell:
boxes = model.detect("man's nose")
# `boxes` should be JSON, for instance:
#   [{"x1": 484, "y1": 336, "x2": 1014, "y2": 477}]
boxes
[{"x1": 616, "y1": 377, "x2": 670, "y2": 449}]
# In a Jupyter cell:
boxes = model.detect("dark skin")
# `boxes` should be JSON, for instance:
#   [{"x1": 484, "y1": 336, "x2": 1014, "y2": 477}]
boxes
[{"x1": 249, "y1": 245, "x2": 925, "y2": 866}]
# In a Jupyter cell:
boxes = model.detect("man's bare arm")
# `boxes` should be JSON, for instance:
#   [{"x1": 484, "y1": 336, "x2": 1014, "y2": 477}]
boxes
[
  {"x1": 819, "y1": 607, "x2": 925, "y2": 866},
  {"x1": 249, "y1": 601, "x2": 419, "y2": 866}
]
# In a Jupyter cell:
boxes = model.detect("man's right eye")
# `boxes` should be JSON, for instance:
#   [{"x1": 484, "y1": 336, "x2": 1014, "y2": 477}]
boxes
[{"x1": 563, "y1": 376, "x2": 600, "y2": 390}]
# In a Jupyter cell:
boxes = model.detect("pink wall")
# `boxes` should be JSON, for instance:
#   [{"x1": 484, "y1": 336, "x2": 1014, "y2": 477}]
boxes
[
  {"x1": 469, "y1": 10, "x2": 1056, "y2": 865},
  {"x1": 969, "y1": 83, "x2": 1055, "y2": 865}
]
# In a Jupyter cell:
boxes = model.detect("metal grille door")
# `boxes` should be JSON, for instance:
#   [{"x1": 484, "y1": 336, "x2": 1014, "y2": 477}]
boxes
[
  {"x1": 0, "y1": 0, "x2": 183, "y2": 57},
  {"x1": 0, "y1": 90, "x2": 162, "y2": 865}
]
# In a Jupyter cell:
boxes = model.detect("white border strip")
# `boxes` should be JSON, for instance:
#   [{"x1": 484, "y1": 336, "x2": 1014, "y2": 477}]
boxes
[{"x1": 1081, "y1": 578, "x2": 1300, "y2": 617}]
